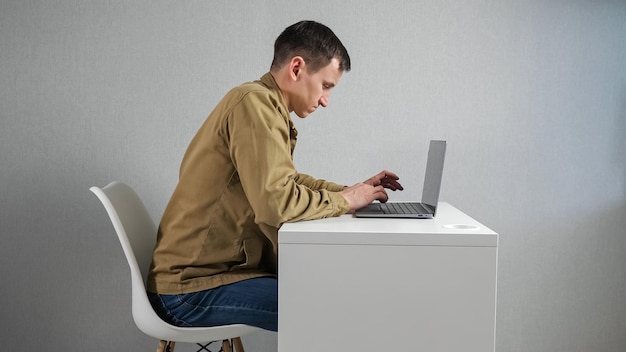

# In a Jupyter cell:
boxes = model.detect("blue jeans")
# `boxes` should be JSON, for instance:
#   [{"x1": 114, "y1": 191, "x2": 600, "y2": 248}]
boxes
[{"x1": 148, "y1": 277, "x2": 278, "y2": 332}]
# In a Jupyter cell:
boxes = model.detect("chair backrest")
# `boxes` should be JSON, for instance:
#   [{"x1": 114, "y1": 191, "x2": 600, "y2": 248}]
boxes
[
  {"x1": 90, "y1": 182, "x2": 167, "y2": 334},
  {"x1": 90, "y1": 182, "x2": 157, "y2": 282}
]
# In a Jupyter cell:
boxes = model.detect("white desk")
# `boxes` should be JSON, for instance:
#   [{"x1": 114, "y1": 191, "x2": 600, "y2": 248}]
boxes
[{"x1": 278, "y1": 202, "x2": 498, "y2": 351}]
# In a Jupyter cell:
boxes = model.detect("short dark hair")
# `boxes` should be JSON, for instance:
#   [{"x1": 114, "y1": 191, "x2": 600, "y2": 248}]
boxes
[{"x1": 271, "y1": 21, "x2": 351, "y2": 73}]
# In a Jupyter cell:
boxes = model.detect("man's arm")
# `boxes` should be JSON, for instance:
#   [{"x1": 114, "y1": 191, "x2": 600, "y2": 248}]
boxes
[
  {"x1": 293, "y1": 173, "x2": 345, "y2": 191},
  {"x1": 228, "y1": 92, "x2": 349, "y2": 227}
]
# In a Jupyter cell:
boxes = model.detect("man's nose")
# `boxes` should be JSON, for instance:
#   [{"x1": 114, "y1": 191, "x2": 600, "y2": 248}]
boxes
[{"x1": 319, "y1": 96, "x2": 329, "y2": 108}]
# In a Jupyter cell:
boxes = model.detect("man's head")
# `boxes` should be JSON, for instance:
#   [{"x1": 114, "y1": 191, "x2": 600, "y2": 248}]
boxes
[
  {"x1": 271, "y1": 20, "x2": 351, "y2": 74},
  {"x1": 270, "y1": 21, "x2": 351, "y2": 118}
]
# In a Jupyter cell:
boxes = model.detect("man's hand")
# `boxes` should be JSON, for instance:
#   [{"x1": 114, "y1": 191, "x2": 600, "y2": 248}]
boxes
[
  {"x1": 340, "y1": 183, "x2": 388, "y2": 212},
  {"x1": 363, "y1": 170, "x2": 403, "y2": 191},
  {"x1": 339, "y1": 170, "x2": 404, "y2": 212}
]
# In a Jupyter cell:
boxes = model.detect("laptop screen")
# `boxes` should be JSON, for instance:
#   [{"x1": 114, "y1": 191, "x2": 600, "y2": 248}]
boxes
[{"x1": 421, "y1": 140, "x2": 446, "y2": 210}]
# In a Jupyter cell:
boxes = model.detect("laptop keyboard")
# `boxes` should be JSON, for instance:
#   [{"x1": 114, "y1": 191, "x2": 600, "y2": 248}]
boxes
[{"x1": 379, "y1": 202, "x2": 425, "y2": 215}]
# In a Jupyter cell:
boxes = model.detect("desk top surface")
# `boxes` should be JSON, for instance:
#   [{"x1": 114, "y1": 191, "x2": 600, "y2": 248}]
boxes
[{"x1": 279, "y1": 202, "x2": 498, "y2": 247}]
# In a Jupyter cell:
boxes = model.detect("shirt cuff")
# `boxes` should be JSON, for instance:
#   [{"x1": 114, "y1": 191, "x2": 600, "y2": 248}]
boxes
[{"x1": 329, "y1": 192, "x2": 350, "y2": 216}]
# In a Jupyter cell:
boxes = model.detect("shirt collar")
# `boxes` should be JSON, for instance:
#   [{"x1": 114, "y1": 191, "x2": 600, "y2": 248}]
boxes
[{"x1": 259, "y1": 72, "x2": 288, "y2": 114}]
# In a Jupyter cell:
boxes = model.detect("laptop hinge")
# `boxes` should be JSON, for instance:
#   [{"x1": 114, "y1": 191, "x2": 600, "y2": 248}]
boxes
[{"x1": 423, "y1": 203, "x2": 436, "y2": 214}]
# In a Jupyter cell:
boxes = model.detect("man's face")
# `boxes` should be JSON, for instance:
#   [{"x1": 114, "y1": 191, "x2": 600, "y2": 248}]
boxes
[{"x1": 291, "y1": 58, "x2": 343, "y2": 118}]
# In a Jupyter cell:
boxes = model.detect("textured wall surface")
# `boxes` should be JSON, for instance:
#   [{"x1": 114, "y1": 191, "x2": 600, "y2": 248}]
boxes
[{"x1": 1, "y1": 1, "x2": 625, "y2": 351}]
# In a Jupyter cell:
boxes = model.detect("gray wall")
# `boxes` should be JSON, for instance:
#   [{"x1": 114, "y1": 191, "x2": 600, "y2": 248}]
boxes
[{"x1": 1, "y1": 1, "x2": 625, "y2": 351}]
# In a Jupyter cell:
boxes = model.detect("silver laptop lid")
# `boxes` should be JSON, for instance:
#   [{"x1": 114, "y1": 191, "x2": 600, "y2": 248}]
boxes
[{"x1": 421, "y1": 140, "x2": 447, "y2": 214}]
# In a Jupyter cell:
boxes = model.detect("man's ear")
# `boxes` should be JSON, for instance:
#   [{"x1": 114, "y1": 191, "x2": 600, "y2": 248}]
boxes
[{"x1": 289, "y1": 56, "x2": 306, "y2": 80}]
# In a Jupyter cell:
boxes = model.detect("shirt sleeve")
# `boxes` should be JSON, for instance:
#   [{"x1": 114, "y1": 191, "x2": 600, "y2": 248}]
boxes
[
  {"x1": 227, "y1": 91, "x2": 349, "y2": 227},
  {"x1": 294, "y1": 173, "x2": 346, "y2": 191}
]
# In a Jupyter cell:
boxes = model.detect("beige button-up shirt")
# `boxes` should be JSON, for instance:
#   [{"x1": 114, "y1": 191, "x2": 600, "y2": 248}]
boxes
[{"x1": 147, "y1": 73, "x2": 349, "y2": 294}]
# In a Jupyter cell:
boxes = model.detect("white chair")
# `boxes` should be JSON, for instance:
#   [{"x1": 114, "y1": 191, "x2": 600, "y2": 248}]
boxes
[{"x1": 90, "y1": 181, "x2": 263, "y2": 352}]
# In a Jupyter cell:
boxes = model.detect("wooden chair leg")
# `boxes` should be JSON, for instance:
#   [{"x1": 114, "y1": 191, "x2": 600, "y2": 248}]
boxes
[
  {"x1": 222, "y1": 339, "x2": 233, "y2": 352},
  {"x1": 157, "y1": 340, "x2": 175, "y2": 352},
  {"x1": 232, "y1": 337, "x2": 245, "y2": 352}
]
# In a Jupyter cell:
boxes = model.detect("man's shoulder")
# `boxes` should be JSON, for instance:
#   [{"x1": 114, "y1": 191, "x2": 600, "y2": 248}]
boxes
[
  {"x1": 222, "y1": 79, "x2": 271, "y2": 102},
  {"x1": 221, "y1": 76, "x2": 284, "y2": 110},
  {"x1": 230, "y1": 73, "x2": 278, "y2": 97}
]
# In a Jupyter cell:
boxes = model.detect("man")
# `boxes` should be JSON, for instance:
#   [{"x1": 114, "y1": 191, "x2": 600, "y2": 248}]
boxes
[{"x1": 147, "y1": 20, "x2": 403, "y2": 332}]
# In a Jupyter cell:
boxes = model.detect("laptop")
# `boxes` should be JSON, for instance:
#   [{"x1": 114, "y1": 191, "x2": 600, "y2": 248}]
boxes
[{"x1": 354, "y1": 140, "x2": 446, "y2": 219}]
